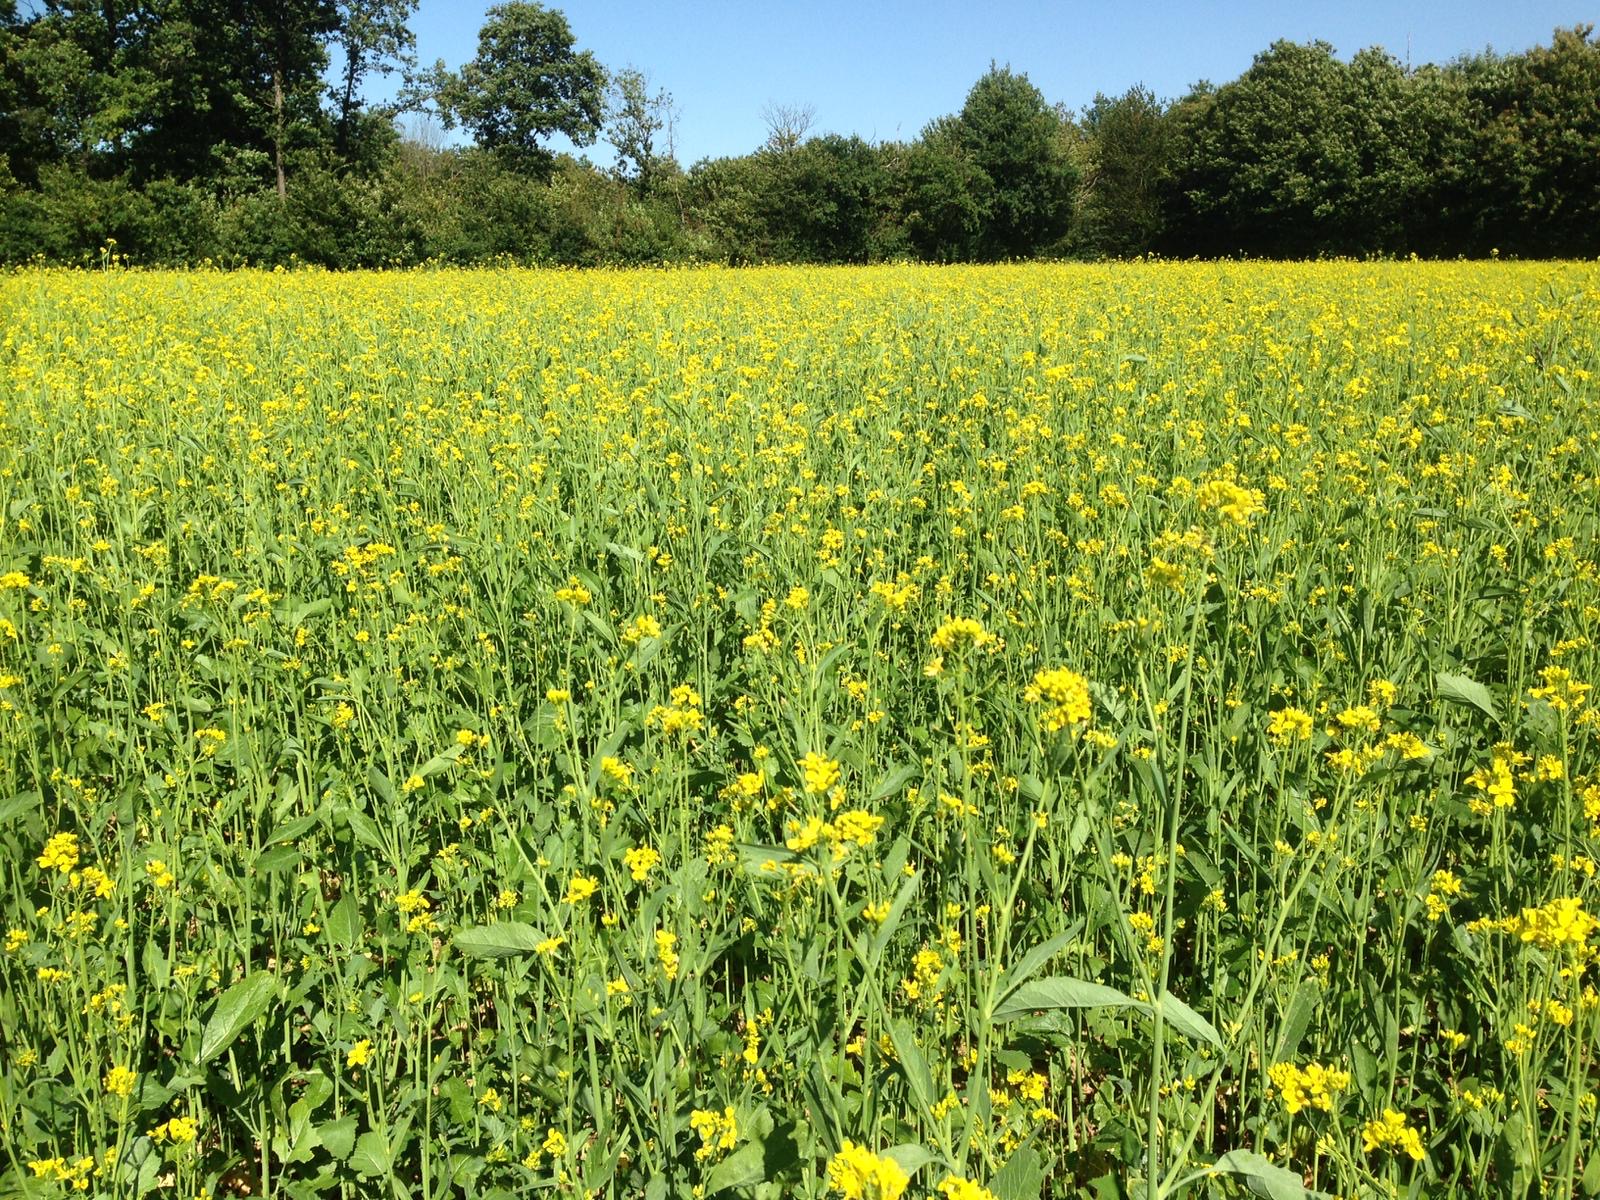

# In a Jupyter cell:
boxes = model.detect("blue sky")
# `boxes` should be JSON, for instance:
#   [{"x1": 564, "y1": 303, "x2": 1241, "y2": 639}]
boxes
[{"x1": 389, "y1": 0, "x2": 1592, "y2": 165}]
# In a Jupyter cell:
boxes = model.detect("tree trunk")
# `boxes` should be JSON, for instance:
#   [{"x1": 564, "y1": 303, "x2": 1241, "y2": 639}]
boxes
[{"x1": 273, "y1": 62, "x2": 287, "y2": 199}]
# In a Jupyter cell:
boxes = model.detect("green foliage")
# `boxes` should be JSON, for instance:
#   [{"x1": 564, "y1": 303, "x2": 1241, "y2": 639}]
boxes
[
  {"x1": 431, "y1": 1, "x2": 606, "y2": 177},
  {"x1": 1073, "y1": 86, "x2": 1177, "y2": 257},
  {"x1": 605, "y1": 66, "x2": 673, "y2": 193},
  {"x1": 1, "y1": 13, "x2": 1598, "y2": 264},
  {"x1": 952, "y1": 65, "x2": 1077, "y2": 259},
  {"x1": 901, "y1": 118, "x2": 992, "y2": 262}
]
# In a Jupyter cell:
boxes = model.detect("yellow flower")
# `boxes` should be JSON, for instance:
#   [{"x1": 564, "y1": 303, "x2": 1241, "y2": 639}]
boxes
[
  {"x1": 1267, "y1": 1061, "x2": 1350, "y2": 1114},
  {"x1": 1266, "y1": 707, "x2": 1313, "y2": 743},
  {"x1": 937, "y1": 1177, "x2": 999, "y2": 1200},
  {"x1": 689, "y1": 1105, "x2": 738, "y2": 1159},
  {"x1": 655, "y1": 929, "x2": 680, "y2": 981},
  {"x1": 799, "y1": 751, "x2": 842, "y2": 795},
  {"x1": 622, "y1": 613, "x2": 662, "y2": 645},
  {"x1": 553, "y1": 576, "x2": 591, "y2": 606},
  {"x1": 347, "y1": 1040, "x2": 373, "y2": 1070},
  {"x1": 1529, "y1": 665, "x2": 1591, "y2": 711},
  {"x1": 1195, "y1": 477, "x2": 1266, "y2": 525},
  {"x1": 562, "y1": 873, "x2": 599, "y2": 904},
  {"x1": 1362, "y1": 1109, "x2": 1425, "y2": 1161},
  {"x1": 37, "y1": 832, "x2": 80, "y2": 873},
  {"x1": 622, "y1": 845, "x2": 661, "y2": 882},
  {"x1": 1023, "y1": 666, "x2": 1092, "y2": 732},
  {"x1": 1510, "y1": 897, "x2": 1597, "y2": 953},
  {"x1": 826, "y1": 1141, "x2": 910, "y2": 1200},
  {"x1": 151, "y1": 1115, "x2": 200, "y2": 1145},
  {"x1": 103, "y1": 1065, "x2": 137, "y2": 1098},
  {"x1": 930, "y1": 616, "x2": 994, "y2": 653}
]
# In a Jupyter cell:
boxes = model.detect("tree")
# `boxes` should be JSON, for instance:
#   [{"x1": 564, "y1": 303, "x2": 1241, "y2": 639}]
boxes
[
  {"x1": 766, "y1": 134, "x2": 888, "y2": 262},
  {"x1": 901, "y1": 116, "x2": 991, "y2": 261},
  {"x1": 330, "y1": 0, "x2": 417, "y2": 163},
  {"x1": 1074, "y1": 86, "x2": 1177, "y2": 256},
  {"x1": 606, "y1": 66, "x2": 674, "y2": 192},
  {"x1": 433, "y1": 2, "x2": 606, "y2": 176},
  {"x1": 1466, "y1": 25, "x2": 1600, "y2": 255},
  {"x1": 760, "y1": 101, "x2": 814, "y2": 152},
  {"x1": 952, "y1": 65, "x2": 1076, "y2": 259}
]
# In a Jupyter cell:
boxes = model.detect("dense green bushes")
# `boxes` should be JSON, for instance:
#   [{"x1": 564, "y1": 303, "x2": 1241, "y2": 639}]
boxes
[{"x1": 2, "y1": 1, "x2": 1597, "y2": 266}]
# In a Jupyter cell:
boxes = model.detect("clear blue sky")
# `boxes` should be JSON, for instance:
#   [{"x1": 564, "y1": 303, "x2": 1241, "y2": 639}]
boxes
[{"x1": 390, "y1": 0, "x2": 1592, "y2": 165}]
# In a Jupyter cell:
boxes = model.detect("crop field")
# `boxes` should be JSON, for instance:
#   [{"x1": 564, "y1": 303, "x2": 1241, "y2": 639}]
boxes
[{"x1": 1, "y1": 262, "x2": 1598, "y2": 1200}]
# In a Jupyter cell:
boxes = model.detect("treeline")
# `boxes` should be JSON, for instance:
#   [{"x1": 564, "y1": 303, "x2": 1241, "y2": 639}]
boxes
[{"x1": 2, "y1": 2, "x2": 1597, "y2": 266}]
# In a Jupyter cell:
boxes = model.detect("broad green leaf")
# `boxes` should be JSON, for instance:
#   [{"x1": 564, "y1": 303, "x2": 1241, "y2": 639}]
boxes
[
  {"x1": 995, "y1": 928, "x2": 1080, "y2": 1005},
  {"x1": 0, "y1": 789, "x2": 41, "y2": 825},
  {"x1": 704, "y1": 1118, "x2": 799, "y2": 1194},
  {"x1": 1211, "y1": 1149, "x2": 1315, "y2": 1199},
  {"x1": 867, "y1": 872, "x2": 921, "y2": 966},
  {"x1": 454, "y1": 922, "x2": 550, "y2": 958},
  {"x1": 326, "y1": 892, "x2": 361, "y2": 951},
  {"x1": 1435, "y1": 671, "x2": 1498, "y2": 721},
  {"x1": 705, "y1": 1140, "x2": 767, "y2": 1193},
  {"x1": 882, "y1": 1144, "x2": 939, "y2": 1177},
  {"x1": 350, "y1": 1130, "x2": 393, "y2": 1177},
  {"x1": 1157, "y1": 990, "x2": 1223, "y2": 1049},
  {"x1": 199, "y1": 972, "x2": 278, "y2": 1064},
  {"x1": 990, "y1": 1145, "x2": 1045, "y2": 1200},
  {"x1": 319, "y1": 1115, "x2": 358, "y2": 1161},
  {"x1": 992, "y1": 977, "x2": 1141, "y2": 1022}
]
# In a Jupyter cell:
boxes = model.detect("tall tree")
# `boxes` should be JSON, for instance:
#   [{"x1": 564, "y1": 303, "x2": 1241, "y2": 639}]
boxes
[
  {"x1": 330, "y1": 0, "x2": 417, "y2": 164},
  {"x1": 432, "y1": 2, "x2": 606, "y2": 176},
  {"x1": 901, "y1": 116, "x2": 991, "y2": 261},
  {"x1": 1075, "y1": 85, "x2": 1177, "y2": 256},
  {"x1": 951, "y1": 65, "x2": 1076, "y2": 259},
  {"x1": 605, "y1": 66, "x2": 673, "y2": 192},
  {"x1": 1468, "y1": 25, "x2": 1600, "y2": 255}
]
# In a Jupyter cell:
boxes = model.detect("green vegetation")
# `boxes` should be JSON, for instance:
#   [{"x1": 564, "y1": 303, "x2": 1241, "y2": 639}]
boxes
[
  {"x1": 2, "y1": 260, "x2": 1599, "y2": 1197},
  {"x1": 1, "y1": 4, "x2": 1597, "y2": 265}
]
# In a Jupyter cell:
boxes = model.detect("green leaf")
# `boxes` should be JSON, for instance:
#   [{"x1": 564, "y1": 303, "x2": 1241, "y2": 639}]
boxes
[
  {"x1": 705, "y1": 1141, "x2": 767, "y2": 1193},
  {"x1": 992, "y1": 977, "x2": 1141, "y2": 1021},
  {"x1": 867, "y1": 872, "x2": 921, "y2": 967},
  {"x1": 350, "y1": 1130, "x2": 393, "y2": 1178},
  {"x1": 326, "y1": 893, "x2": 361, "y2": 951},
  {"x1": 1210, "y1": 1149, "x2": 1314, "y2": 1199},
  {"x1": 887, "y1": 1019, "x2": 937, "y2": 1115},
  {"x1": 1436, "y1": 671, "x2": 1499, "y2": 722},
  {"x1": 199, "y1": 972, "x2": 278, "y2": 1064},
  {"x1": 882, "y1": 1144, "x2": 939, "y2": 1177},
  {"x1": 1157, "y1": 990, "x2": 1223, "y2": 1049},
  {"x1": 319, "y1": 1115, "x2": 358, "y2": 1162},
  {"x1": 990, "y1": 1145, "x2": 1045, "y2": 1200},
  {"x1": 0, "y1": 789, "x2": 41, "y2": 825},
  {"x1": 1271, "y1": 983, "x2": 1318, "y2": 1063},
  {"x1": 704, "y1": 1120, "x2": 800, "y2": 1194},
  {"x1": 995, "y1": 929, "x2": 1079, "y2": 1005},
  {"x1": 453, "y1": 922, "x2": 550, "y2": 958}
]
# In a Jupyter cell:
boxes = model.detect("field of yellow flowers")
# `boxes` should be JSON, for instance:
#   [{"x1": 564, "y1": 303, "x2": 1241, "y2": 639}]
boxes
[{"x1": 2, "y1": 262, "x2": 1598, "y2": 1200}]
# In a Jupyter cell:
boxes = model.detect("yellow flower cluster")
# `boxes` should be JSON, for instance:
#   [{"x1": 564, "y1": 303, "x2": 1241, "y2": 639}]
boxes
[
  {"x1": 1361, "y1": 1109, "x2": 1425, "y2": 1161},
  {"x1": 825, "y1": 1141, "x2": 909, "y2": 1200},
  {"x1": 1511, "y1": 897, "x2": 1598, "y2": 953},
  {"x1": 1022, "y1": 666, "x2": 1092, "y2": 733},
  {"x1": 1266, "y1": 1060, "x2": 1351, "y2": 1114},
  {"x1": 688, "y1": 1105, "x2": 738, "y2": 1160}
]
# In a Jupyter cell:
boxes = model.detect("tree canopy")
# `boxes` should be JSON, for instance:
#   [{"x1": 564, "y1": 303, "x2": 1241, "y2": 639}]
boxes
[{"x1": 2, "y1": 7, "x2": 1596, "y2": 266}]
